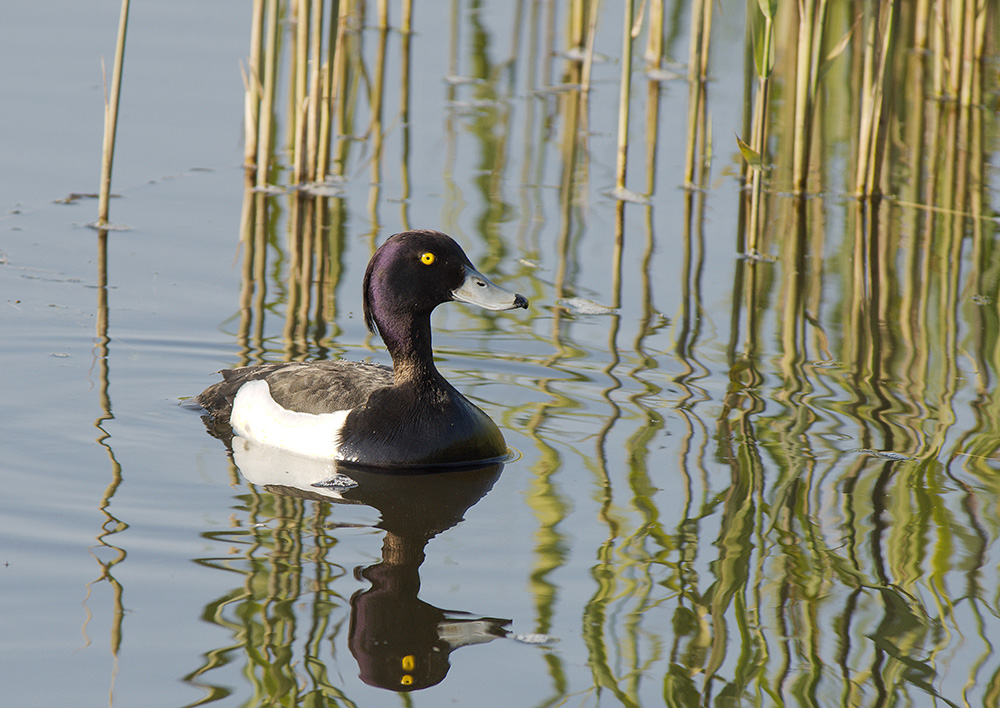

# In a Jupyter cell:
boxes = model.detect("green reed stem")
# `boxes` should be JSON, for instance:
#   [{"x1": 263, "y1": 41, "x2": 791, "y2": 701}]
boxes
[
  {"x1": 855, "y1": 0, "x2": 897, "y2": 197},
  {"x1": 97, "y1": 0, "x2": 130, "y2": 226},
  {"x1": 791, "y1": 0, "x2": 828, "y2": 194},
  {"x1": 745, "y1": 0, "x2": 773, "y2": 252},
  {"x1": 914, "y1": 0, "x2": 931, "y2": 49}
]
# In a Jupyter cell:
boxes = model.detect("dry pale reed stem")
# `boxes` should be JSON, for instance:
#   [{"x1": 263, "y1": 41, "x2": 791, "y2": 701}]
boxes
[
  {"x1": 307, "y1": 0, "x2": 324, "y2": 182},
  {"x1": 683, "y1": 0, "x2": 711, "y2": 187},
  {"x1": 98, "y1": 0, "x2": 130, "y2": 226},
  {"x1": 256, "y1": 0, "x2": 279, "y2": 189},
  {"x1": 244, "y1": 0, "x2": 264, "y2": 171},
  {"x1": 615, "y1": 0, "x2": 635, "y2": 194}
]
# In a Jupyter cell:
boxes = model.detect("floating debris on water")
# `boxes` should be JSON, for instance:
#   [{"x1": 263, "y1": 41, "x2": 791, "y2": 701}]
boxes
[
  {"x1": 54, "y1": 192, "x2": 101, "y2": 205},
  {"x1": 443, "y1": 75, "x2": 486, "y2": 86},
  {"x1": 511, "y1": 632, "x2": 559, "y2": 645},
  {"x1": 297, "y1": 178, "x2": 345, "y2": 197},
  {"x1": 646, "y1": 67, "x2": 685, "y2": 82},
  {"x1": 741, "y1": 249, "x2": 778, "y2": 263},
  {"x1": 851, "y1": 449, "x2": 913, "y2": 461},
  {"x1": 86, "y1": 220, "x2": 131, "y2": 232},
  {"x1": 557, "y1": 47, "x2": 611, "y2": 63},
  {"x1": 532, "y1": 82, "x2": 582, "y2": 95},
  {"x1": 312, "y1": 473, "x2": 358, "y2": 491},
  {"x1": 253, "y1": 184, "x2": 286, "y2": 195},
  {"x1": 558, "y1": 297, "x2": 617, "y2": 315},
  {"x1": 606, "y1": 187, "x2": 650, "y2": 204}
]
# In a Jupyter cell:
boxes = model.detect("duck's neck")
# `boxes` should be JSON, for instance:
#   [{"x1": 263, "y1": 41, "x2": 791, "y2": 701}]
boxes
[{"x1": 377, "y1": 310, "x2": 446, "y2": 386}]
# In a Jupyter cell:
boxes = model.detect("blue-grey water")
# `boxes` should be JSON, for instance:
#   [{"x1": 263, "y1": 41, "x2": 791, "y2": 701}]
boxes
[{"x1": 3, "y1": 1, "x2": 1000, "y2": 706}]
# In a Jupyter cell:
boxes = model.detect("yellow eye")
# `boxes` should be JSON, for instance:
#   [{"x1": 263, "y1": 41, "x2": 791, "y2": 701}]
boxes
[
  {"x1": 420, "y1": 252, "x2": 435, "y2": 265},
  {"x1": 400, "y1": 675, "x2": 414, "y2": 686}
]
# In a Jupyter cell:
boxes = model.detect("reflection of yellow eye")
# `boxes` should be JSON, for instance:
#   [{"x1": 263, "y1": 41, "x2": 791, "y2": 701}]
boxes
[
  {"x1": 401, "y1": 655, "x2": 416, "y2": 671},
  {"x1": 420, "y1": 252, "x2": 435, "y2": 265}
]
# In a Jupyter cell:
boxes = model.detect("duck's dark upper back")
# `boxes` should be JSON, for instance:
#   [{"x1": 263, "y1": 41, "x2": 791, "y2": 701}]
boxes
[{"x1": 198, "y1": 360, "x2": 394, "y2": 420}]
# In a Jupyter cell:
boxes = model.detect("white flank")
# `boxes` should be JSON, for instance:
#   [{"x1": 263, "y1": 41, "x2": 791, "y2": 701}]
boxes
[{"x1": 230, "y1": 379, "x2": 349, "y2": 458}]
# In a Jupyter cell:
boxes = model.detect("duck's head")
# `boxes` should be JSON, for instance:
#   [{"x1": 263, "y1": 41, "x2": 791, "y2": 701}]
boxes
[{"x1": 363, "y1": 230, "x2": 528, "y2": 336}]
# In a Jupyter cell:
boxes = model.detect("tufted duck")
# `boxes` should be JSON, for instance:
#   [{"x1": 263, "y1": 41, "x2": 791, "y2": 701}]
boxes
[{"x1": 196, "y1": 230, "x2": 528, "y2": 468}]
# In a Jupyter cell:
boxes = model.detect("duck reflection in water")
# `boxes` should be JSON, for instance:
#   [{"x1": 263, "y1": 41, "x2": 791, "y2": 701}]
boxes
[{"x1": 231, "y1": 436, "x2": 518, "y2": 692}]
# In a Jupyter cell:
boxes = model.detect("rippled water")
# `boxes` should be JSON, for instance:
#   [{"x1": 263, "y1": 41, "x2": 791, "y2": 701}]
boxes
[{"x1": 3, "y1": 1, "x2": 1000, "y2": 706}]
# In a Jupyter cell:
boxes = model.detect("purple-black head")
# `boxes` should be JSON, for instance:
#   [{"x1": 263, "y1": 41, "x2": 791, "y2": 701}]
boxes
[{"x1": 362, "y1": 230, "x2": 528, "y2": 336}]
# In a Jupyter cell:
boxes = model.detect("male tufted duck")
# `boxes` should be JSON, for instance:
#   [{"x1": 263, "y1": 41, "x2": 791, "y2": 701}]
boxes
[{"x1": 196, "y1": 230, "x2": 529, "y2": 468}]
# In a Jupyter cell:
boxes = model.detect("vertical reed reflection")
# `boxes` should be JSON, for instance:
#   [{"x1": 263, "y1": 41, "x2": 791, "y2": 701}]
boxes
[
  {"x1": 84, "y1": 229, "x2": 128, "y2": 705},
  {"x1": 184, "y1": 488, "x2": 347, "y2": 706}
]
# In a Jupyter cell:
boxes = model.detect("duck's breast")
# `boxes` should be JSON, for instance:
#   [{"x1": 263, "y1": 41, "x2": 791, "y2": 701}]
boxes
[{"x1": 336, "y1": 384, "x2": 507, "y2": 467}]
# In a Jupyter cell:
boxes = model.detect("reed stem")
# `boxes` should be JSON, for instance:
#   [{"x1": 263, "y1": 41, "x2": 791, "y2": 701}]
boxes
[
  {"x1": 790, "y1": 0, "x2": 828, "y2": 194},
  {"x1": 256, "y1": 0, "x2": 279, "y2": 189},
  {"x1": 306, "y1": 0, "x2": 324, "y2": 182},
  {"x1": 615, "y1": 0, "x2": 635, "y2": 195},
  {"x1": 97, "y1": 0, "x2": 130, "y2": 226},
  {"x1": 291, "y1": 0, "x2": 310, "y2": 185},
  {"x1": 855, "y1": 0, "x2": 897, "y2": 197},
  {"x1": 683, "y1": 0, "x2": 712, "y2": 188},
  {"x1": 244, "y1": 0, "x2": 265, "y2": 173}
]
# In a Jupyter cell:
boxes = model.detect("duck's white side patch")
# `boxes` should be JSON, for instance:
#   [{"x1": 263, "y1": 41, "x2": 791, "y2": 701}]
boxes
[{"x1": 230, "y1": 379, "x2": 349, "y2": 459}]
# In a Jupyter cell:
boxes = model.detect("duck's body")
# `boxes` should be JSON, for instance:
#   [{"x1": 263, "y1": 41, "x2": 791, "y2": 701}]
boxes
[{"x1": 196, "y1": 230, "x2": 528, "y2": 468}]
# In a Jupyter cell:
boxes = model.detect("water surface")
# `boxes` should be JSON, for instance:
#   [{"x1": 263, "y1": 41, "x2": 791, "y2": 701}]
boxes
[{"x1": 3, "y1": 1, "x2": 1000, "y2": 706}]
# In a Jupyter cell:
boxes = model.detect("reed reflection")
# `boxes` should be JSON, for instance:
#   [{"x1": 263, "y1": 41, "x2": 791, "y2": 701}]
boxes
[
  {"x1": 708, "y1": 184, "x2": 1000, "y2": 704},
  {"x1": 188, "y1": 439, "x2": 514, "y2": 697},
  {"x1": 84, "y1": 227, "x2": 129, "y2": 703}
]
